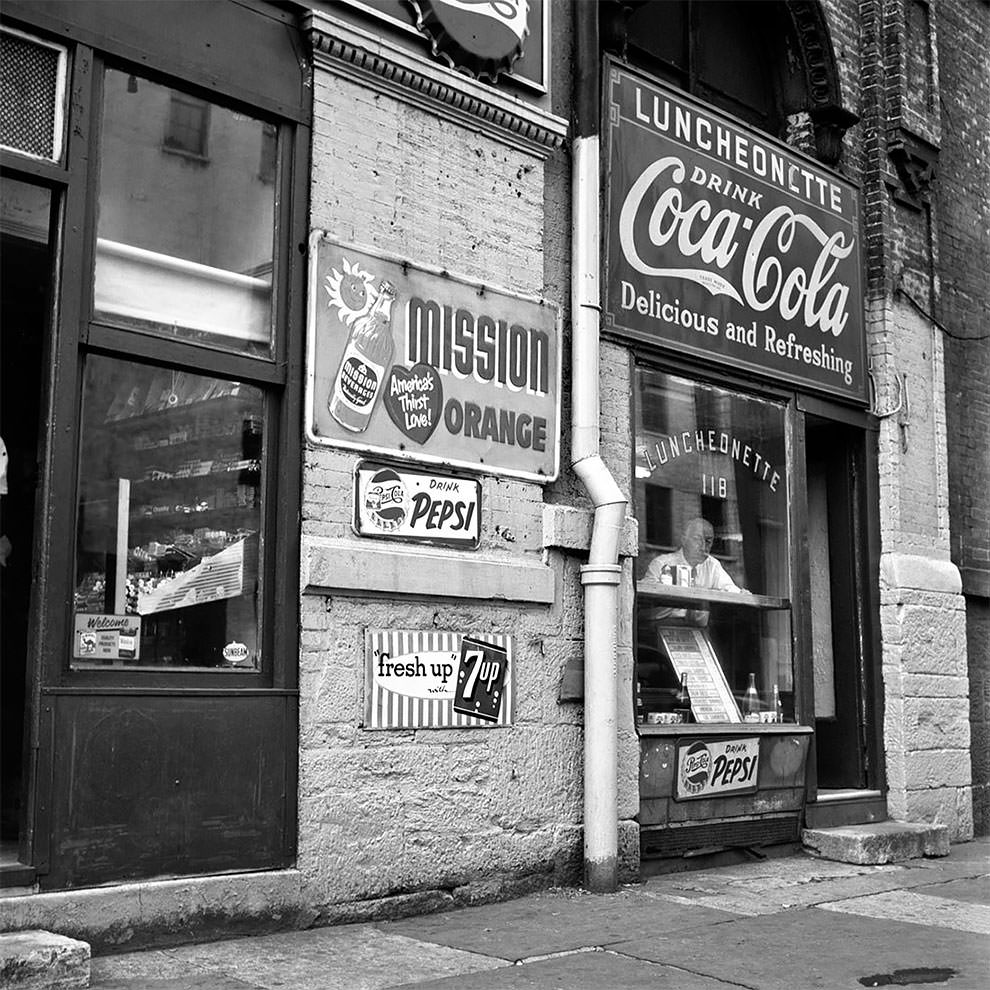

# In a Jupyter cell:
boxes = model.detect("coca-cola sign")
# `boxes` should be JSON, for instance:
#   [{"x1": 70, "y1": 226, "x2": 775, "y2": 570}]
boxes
[{"x1": 604, "y1": 60, "x2": 865, "y2": 403}]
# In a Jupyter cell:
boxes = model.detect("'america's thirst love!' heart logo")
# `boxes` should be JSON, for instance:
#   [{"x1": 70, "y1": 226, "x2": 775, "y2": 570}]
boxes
[{"x1": 384, "y1": 363, "x2": 444, "y2": 445}]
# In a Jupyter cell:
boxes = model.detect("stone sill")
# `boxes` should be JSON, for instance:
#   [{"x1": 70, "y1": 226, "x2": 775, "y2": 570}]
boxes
[{"x1": 302, "y1": 537, "x2": 555, "y2": 604}]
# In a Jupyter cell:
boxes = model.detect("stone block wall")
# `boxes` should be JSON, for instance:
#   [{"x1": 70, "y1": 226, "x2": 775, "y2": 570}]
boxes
[
  {"x1": 932, "y1": 0, "x2": 990, "y2": 835},
  {"x1": 296, "y1": 0, "x2": 983, "y2": 919},
  {"x1": 839, "y1": 0, "x2": 975, "y2": 839},
  {"x1": 296, "y1": 5, "x2": 636, "y2": 910}
]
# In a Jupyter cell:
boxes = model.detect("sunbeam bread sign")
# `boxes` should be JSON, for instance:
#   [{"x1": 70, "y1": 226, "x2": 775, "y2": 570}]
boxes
[
  {"x1": 307, "y1": 235, "x2": 560, "y2": 482},
  {"x1": 604, "y1": 59, "x2": 866, "y2": 403}
]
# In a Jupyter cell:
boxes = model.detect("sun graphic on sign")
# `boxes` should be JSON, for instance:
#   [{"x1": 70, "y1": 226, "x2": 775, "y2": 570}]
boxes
[{"x1": 324, "y1": 257, "x2": 377, "y2": 326}]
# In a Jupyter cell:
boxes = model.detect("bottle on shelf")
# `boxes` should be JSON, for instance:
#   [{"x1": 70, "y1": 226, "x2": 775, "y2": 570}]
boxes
[
  {"x1": 742, "y1": 672, "x2": 760, "y2": 720},
  {"x1": 674, "y1": 672, "x2": 693, "y2": 723},
  {"x1": 636, "y1": 679, "x2": 644, "y2": 724},
  {"x1": 772, "y1": 683, "x2": 784, "y2": 723},
  {"x1": 329, "y1": 279, "x2": 396, "y2": 433}
]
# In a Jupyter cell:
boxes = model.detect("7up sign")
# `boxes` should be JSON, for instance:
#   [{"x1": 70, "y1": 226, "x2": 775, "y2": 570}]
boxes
[
  {"x1": 365, "y1": 629, "x2": 512, "y2": 729},
  {"x1": 453, "y1": 637, "x2": 509, "y2": 723}
]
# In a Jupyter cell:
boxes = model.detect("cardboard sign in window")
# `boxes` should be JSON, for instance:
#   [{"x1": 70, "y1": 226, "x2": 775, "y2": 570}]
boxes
[{"x1": 657, "y1": 626, "x2": 741, "y2": 723}]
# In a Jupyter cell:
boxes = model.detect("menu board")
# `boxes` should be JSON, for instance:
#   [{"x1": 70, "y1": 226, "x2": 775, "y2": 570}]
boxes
[{"x1": 658, "y1": 627, "x2": 741, "y2": 723}]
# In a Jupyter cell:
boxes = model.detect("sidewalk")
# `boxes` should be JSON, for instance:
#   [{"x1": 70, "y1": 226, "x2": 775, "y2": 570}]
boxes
[{"x1": 90, "y1": 838, "x2": 990, "y2": 990}]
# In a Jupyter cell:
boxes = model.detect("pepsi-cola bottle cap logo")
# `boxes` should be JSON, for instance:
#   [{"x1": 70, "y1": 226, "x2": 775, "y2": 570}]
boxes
[
  {"x1": 411, "y1": 0, "x2": 530, "y2": 83},
  {"x1": 365, "y1": 469, "x2": 409, "y2": 532}
]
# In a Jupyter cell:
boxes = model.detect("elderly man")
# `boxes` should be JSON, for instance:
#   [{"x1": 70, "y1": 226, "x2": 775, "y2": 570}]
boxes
[{"x1": 642, "y1": 517, "x2": 741, "y2": 625}]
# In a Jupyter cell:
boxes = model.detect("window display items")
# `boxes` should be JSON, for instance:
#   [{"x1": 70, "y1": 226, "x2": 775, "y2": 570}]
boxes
[
  {"x1": 674, "y1": 672, "x2": 693, "y2": 723},
  {"x1": 772, "y1": 683, "x2": 784, "y2": 723},
  {"x1": 73, "y1": 357, "x2": 264, "y2": 670},
  {"x1": 643, "y1": 517, "x2": 742, "y2": 626},
  {"x1": 634, "y1": 368, "x2": 794, "y2": 727},
  {"x1": 743, "y1": 672, "x2": 761, "y2": 721}
]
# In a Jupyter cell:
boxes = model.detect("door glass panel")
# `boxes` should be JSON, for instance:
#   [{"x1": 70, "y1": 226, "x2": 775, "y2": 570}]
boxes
[
  {"x1": 93, "y1": 69, "x2": 275, "y2": 354},
  {"x1": 635, "y1": 369, "x2": 793, "y2": 724},
  {"x1": 73, "y1": 356, "x2": 264, "y2": 670}
]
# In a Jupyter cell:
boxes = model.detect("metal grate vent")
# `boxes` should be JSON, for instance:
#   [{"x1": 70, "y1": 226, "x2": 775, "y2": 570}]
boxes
[
  {"x1": 0, "y1": 27, "x2": 67, "y2": 162},
  {"x1": 641, "y1": 815, "x2": 800, "y2": 858}
]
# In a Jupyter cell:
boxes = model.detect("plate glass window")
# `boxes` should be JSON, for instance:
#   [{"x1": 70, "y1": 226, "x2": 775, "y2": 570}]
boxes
[
  {"x1": 635, "y1": 369, "x2": 793, "y2": 723},
  {"x1": 73, "y1": 356, "x2": 265, "y2": 671},
  {"x1": 93, "y1": 69, "x2": 276, "y2": 354}
]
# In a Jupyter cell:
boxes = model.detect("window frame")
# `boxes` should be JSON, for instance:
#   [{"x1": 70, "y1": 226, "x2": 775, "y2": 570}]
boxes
[
  {"x1": 630, "y1": 350, "x2": 882, "y2": 748},
  {"x1": 632, "y1": 354, "x2": 798, "y2": 724},
  {"x1": 40, "y1": 43, "x2": 307, "y2": 692}
]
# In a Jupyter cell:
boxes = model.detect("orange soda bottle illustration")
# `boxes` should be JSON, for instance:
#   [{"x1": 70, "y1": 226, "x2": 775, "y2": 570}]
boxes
[{"x1": 329, "y1": 279, "x2": 396, "y2": 433}]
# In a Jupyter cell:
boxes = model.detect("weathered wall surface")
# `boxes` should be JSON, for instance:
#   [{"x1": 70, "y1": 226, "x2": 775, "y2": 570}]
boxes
[
  {"x1": 296, "y1": 0, "x2": 982, "y2": 917},
  {"x1": 296, "y1": 4, "x2": 647, "y2": 910},
  {"x1": 933, "y1": 0, "x2": 990, "y2": 836},
  {"x1": 833, "y1": 0, "x2": 975, "y2": 839}
]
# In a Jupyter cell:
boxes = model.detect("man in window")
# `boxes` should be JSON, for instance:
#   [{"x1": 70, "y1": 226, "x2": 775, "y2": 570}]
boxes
[{"x1": 643, "y1": 517, "x2": 742, "y2": 626}]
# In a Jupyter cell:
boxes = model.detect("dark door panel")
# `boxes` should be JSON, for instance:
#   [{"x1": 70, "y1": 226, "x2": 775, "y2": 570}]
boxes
[
  {"x1": 42, "y1": 693, "x2": 292, "y2": 889},
  {"x1": 806, "y1": 419, "x2": 871, "y2": 790}
]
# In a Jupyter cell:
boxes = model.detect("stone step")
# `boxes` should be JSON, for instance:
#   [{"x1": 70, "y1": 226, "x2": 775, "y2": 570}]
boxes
[
  {"x1": 802, "y1": 821, "x2": 950, "y2": 865},
  {"x1": 0, "y1": 930, "x2": 90, "y2": 990}
]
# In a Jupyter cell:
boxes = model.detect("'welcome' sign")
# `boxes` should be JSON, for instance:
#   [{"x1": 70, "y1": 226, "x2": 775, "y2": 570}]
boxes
[{"x1": 604, "y1": 59, "x2": 866, "y2": 403}]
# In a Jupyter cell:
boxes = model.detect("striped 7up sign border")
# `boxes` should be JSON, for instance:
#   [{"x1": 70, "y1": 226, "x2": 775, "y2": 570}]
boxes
[{"x1": 364, "y1": 629, "x2": 513, "y2": 729}]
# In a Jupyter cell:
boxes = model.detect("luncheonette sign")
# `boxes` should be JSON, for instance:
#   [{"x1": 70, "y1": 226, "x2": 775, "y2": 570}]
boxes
[
  {"x1": 604, "y1": 59, "x2": 866, "y2": 403},
  {"x1": 365, "y1": 629, "x2": 512, "y2": 729},
  {"x1": 307, "y1": 234, "x2": 560, "y2": 482},
  {"x1": 354, "y1": 461, "x2": 481, "y2": 548}
]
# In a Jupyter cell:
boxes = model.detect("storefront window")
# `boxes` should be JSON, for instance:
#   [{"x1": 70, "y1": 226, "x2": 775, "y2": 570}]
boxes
[
  {"x1": 93, "y1": 69, "x2": 275, "y2": 354},
  {"x1": 635, "y1": 369, "x2": 792, "y2": 724},
  {"x1": 73, "y1": 356, "x2": 264, "y2": 670}
]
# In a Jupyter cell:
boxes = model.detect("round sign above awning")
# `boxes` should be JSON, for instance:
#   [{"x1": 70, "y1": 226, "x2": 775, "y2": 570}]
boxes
[{"x1": 411, "y1": 0, "x2": 530, "y2": 83}]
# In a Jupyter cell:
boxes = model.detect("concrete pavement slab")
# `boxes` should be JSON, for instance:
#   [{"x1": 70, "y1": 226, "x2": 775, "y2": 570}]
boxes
[
  {"x1": 640, "y1": 857, "x2": 920, "y2": 917},
  {"x1": 611, "y1": 906, "x2": 988, "y2": 990},
  {"x1": 391, "y1": 948, "x2": 741, "y2": 989},
  {"x1": 90, "y1": 926, "x2": 507, "y2": 990},
  {"x1": 891, "y1": 839, "x2": 990, "y2": 872},
  {"x1": 636, "y1": 843, "x2": 990, "y2": 918},
  {"x1": 91, "y1": 976, "x2": 259, "y2": 990},
  {"x1": 818, "y1": 889, "x2": 990, "y2": 934},
  {"x1": 382, "y1": 887, "x2": 738, "y2": 961},
  {"x1": 911, "y1": 876, "x2": 990, "y2": 906}
]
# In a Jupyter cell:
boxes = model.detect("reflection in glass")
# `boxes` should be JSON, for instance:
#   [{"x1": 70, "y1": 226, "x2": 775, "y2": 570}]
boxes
[
  {"x1": 634, "y1": 369, "x2": 793, "y2": 723},
  {"x1": 94, "y1": 69, "x2": 275, "y2": 353},
  {"x1": 74, "y1": 357, "x2": 264, "y2": 670}
]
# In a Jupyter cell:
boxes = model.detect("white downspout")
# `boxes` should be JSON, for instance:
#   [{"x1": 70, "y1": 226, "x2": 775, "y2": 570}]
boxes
[{"x1": 572, "y1": 1, "x2": 627, "y2": 894}]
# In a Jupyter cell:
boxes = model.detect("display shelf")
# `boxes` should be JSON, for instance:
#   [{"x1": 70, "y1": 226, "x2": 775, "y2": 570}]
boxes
[
  {"x1": 98, "y1": 392, "x2": 260, "y2": 434},
  {"x1": 638, "y1": 722, "x2": 812, "y2": 736},
  {"x1": 637, "y1": 581, "x2": 790, "y2": 610},
  {"x1": 128, "y1": 505, "x2": 258, "y2": 532}
]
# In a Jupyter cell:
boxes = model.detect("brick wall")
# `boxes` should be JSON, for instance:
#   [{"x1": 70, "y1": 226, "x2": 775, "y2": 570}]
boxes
[
  {"x1": 298, "y1": 8, "x2": 630, "y2": 907},
  {"x1": 933, "y1": 0, "x2": 990, "y2": 834},
  {"x1": 837, "y1": 0, "x2": 977, "y2": 838},
  {"x1": 297, "y1": 1, "x2": 984, "y2": 915}
]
